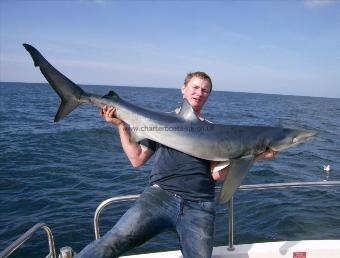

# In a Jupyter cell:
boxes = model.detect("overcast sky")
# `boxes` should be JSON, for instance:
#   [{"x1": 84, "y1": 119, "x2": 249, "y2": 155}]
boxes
[{"x1": 1, "y1": 0, "x2": 339, "y2": 98}]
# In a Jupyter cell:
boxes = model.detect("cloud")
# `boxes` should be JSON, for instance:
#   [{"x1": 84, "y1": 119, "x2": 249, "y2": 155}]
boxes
[
  {"x1": 304, "y1": 0, "x2": 338, "y2": 8},
  {"x1": 77, "y1": 0, "x2": 108, "y2": 6},
  {"x1": 93, "y1": 0, "x2": 108, "y2": 4}
]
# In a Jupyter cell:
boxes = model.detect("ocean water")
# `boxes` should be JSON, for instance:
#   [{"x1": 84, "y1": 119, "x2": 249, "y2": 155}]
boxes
[{"x1": 1, "y1": 82, "x2": 339, "y2": 257}]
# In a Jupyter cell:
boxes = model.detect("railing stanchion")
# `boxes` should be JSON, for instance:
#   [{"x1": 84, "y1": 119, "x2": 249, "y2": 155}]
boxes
[{"x1": 227, "y1": 196, "x2": 235, "y2": 251}]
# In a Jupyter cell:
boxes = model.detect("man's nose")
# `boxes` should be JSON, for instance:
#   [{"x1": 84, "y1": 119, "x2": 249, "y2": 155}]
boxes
[{"x1": 196, "y1": 88, "x2": 203, "y2": 96}]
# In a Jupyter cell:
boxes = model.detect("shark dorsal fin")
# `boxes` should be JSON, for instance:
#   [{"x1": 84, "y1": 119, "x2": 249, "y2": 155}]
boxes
[
  {"x1": 178, "y1": 98, "x2": 200, "y2": 122},
  {"x1": 104, "y1": 90, "x2": 120, "y2": 99}
]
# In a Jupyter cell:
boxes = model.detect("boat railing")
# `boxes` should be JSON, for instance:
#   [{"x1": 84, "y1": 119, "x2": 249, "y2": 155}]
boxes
[
  {"x1": 93, "y1": 180, "x2": 340, "y2": 251},
  {"x1": 0, "y1": 222, "x2": 56, "y2": 258},
  {"x1": 2, "y1": 181, "x2": 340, "y2": 257},
  {"x1": 94, "y1": 194, "x2": 140, "y2": 240}
]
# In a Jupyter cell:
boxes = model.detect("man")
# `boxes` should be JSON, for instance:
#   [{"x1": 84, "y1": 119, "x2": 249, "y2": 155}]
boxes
[{"x1": 76, "y1": 72, "x2": 275, "y2": 258}]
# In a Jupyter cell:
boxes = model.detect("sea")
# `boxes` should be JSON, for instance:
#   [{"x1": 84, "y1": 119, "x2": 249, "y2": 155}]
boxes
[{"x1": 1, "y1": 82, "x2": 340, "y2": 258}]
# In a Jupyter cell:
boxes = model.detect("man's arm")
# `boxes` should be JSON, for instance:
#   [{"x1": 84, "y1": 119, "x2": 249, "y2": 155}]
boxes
[{"x1": 101, "y1": 106, "x2": 154, "y2": 167}]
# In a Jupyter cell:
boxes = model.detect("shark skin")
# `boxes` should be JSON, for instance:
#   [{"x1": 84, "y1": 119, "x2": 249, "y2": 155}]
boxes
[{"x1": 23, "y1": 43, "x2": 317, "y2": 203}]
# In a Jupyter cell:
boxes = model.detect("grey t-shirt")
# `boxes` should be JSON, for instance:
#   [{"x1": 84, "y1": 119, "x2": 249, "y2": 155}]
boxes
[{"x1": 140, "y1": 139, "x2": 215, "y2": 201}]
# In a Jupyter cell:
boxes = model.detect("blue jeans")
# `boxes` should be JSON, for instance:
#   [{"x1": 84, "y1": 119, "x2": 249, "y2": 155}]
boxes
[{"x1": 76, "y1": 185, "x2": 215, "y2": 258}]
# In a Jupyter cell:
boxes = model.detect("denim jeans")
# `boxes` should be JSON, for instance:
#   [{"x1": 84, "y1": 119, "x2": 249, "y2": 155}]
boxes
[{"x1": 75, "y1": 185, "x2": 215, "y2": 258}]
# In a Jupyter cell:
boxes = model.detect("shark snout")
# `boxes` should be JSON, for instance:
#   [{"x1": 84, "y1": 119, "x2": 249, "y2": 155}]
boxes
[
  {"x1": 293, "y1": 129, "x2": 317, "y2": 144},
  {"x1": 271, "y1": 128, "x2": 317, "y2": 152}
]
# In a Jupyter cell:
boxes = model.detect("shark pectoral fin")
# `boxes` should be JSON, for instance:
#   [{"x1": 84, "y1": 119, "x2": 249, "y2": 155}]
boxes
[{"x1": 219, "y1": 155, "x2": 255, "y2": 204}]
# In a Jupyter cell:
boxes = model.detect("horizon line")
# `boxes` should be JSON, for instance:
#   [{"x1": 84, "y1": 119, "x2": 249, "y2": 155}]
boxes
[{"x1": 1, "y1": 81, "x2": 338, "y2": 100}]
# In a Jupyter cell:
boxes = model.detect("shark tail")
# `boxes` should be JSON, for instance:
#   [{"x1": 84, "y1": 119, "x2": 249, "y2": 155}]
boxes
[{"x1": 23, "y1": 43, "x2": 85, "y2": 122}]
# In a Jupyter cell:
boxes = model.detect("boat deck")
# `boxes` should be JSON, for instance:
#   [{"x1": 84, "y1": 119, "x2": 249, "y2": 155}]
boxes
[{"x1": 121, "y1": 240, "x2": 340, "y2": 258}]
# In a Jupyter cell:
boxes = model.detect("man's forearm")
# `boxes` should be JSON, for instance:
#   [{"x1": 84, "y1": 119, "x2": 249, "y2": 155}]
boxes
[{"x1": 117, "y1": 124, "x2": 144, "y2": 164}]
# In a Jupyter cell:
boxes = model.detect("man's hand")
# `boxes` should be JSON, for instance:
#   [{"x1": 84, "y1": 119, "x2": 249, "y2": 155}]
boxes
[
  {"x1": 255, "y1": 148, "x2": 278, "y2": 161},
  {"x1": 100, "y1": 105, "x2": 124, "y2": 127}
]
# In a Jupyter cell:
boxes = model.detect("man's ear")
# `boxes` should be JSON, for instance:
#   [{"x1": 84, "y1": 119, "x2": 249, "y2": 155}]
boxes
[{"x1": 181, "y1": 84, "x2": 186, "y2": 95}]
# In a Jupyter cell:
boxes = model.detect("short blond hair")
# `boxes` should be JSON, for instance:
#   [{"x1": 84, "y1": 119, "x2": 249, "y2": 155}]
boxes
[{"x1": 184, "y1": 72, "x2": 212, "y2": 92}]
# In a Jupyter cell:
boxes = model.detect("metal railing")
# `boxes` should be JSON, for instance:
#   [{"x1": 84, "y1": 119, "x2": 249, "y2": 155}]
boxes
[
  {"x1": 0, "y1": 222, "x2": 56, "y2": 258},
  {"x1": 94, "y1": 194, "x2": 140, "y2": 240},
  {"x1": 93, "y1": 180, "x2": 340, "y2": 250}
]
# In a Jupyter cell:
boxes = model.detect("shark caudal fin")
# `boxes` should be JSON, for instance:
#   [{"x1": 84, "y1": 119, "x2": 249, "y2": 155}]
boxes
[{"x1": 23, "y1": 43, "x2": 84, "y2": 122}]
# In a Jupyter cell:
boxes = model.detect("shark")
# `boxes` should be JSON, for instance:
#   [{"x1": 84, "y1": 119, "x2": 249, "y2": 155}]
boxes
[{"x1": 23, "y1": 43, "x2": 316, "y2": 203}]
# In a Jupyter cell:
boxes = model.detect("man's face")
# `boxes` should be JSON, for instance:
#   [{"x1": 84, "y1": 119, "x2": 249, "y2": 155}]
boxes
[{"x1": 181, "y1": 77, "x2": 211, "y2": 114}]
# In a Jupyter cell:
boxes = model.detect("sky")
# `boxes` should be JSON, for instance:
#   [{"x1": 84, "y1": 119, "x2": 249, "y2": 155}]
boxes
[{"x1": 0, "y1": 0, "x2": 339, "y2": 98}]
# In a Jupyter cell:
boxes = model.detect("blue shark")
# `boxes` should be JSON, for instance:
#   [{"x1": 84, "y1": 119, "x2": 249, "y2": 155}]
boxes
[{"x1": 23, "y1": 44, "x2": 316, "y2": 203}]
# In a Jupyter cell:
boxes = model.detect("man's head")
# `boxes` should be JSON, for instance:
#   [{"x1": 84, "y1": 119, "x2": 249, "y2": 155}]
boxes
[
  {"x1": 183, "y1": 72, "x2": 213, "y2": 92},
  {"x1": 181, "y1": 72, "x2": 212, "y2": 115}
]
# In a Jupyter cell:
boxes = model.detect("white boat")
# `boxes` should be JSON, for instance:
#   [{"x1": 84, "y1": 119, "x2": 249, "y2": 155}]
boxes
[{"x1": 1, "y1": 181, "x2": 340, "y2": 258}]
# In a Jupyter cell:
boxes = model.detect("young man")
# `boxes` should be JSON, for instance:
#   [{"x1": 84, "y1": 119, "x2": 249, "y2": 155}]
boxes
[{"x1": 76, "y1": 72, "x2": 275, "y2": 258}]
